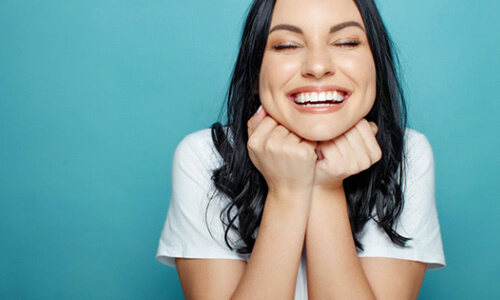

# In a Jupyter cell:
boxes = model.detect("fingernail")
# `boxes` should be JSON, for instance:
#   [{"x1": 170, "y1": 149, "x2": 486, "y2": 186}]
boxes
[{"x1": 256, "y1": 105, "x2": 263, "y2": 114}]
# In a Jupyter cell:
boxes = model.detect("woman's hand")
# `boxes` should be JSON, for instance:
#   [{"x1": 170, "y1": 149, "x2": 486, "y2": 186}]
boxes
[
  {"x1": 314, "y1": 118, "x2": 382, "y2": 191},
  {"x1": 247, "y1": 106, "x2": 318, "y2": 197}
]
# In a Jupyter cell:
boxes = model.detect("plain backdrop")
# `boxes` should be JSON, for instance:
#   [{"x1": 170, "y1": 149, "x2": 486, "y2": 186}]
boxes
[{"x1": 1, "y1": 0, "x2": 499, "y2": 299}]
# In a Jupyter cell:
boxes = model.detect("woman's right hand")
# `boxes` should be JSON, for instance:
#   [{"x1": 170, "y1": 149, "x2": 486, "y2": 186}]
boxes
[{"x1": 247, "y1": 106, "x2": 318, "y2": 197}]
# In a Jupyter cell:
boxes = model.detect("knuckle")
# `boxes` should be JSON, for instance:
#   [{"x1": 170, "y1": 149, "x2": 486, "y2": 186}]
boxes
[
  {"x1": 267, "y1": 133, "x2": 286, "y2": 152},
  {"x1": 280, "y1": 142, "x2": 291, "y2": 155},
  {"x1": 360, "y1": 157, "x2": 371, "y2": 170},
  {"x1": 295, "y1": 147, "x2": 310, "y2": 160},
  {"x1": 247, "y1": 137, "x2": 259, "y2": 150},
  {"x1": 357, "y1": 118, "x2": 369, "y2": 129},
  {"x1": 264, "y1": 138, "x2": 277, "y2": 153}
]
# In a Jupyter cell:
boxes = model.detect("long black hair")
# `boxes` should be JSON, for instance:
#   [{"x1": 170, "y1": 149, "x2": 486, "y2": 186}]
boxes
[{"x1": 210, "y1": 0, "x2": 409, "y2": 253}]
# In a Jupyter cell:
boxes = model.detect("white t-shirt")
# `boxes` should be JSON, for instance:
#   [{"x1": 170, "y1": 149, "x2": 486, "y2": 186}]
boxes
[{"x1": 157, "y1": 128, "x2": 445, "y2": 299}]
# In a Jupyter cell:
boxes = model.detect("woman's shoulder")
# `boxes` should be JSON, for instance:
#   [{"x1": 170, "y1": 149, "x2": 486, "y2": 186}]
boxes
[
  {"x1": 172, "y1": 128, "x2": 223, "y2": 175},
  {"x1": 177, "y1": 128, "x2": 214, "y2": 151},
  {"x1": 175, "y1": 128, "x2": 218, "y2": 156},
  {"x1": 404, "y1": 128, "x2": 432, "y2": 152},
  {"x1": 401, "y1": 128, "x2": 437, "y2": 223},
  {"x1": 403, "y1": 128, "x2": 434, "y2": 172},
  {"x1": 158, "y1": 128, "x2": 247, "y2": 266}
]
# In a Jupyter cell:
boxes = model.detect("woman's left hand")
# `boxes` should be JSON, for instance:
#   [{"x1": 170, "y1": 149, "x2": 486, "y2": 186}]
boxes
[{"x1": 313, "y1": 118, "x2": 382, "y2": 191}]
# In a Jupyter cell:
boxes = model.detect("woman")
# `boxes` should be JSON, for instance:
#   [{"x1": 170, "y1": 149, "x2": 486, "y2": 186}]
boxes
[{"x1": 157, "y1": 0, "x2": 445, "y2": 298}]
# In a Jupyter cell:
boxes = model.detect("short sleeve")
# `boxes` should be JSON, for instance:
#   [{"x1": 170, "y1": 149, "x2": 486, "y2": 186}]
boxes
[
  {"x1": 357, "y1": 129, "x2": 446, "y2": 269},
  {"x1": 156, "y1": 129, "x2": 247, "y2": 267}
]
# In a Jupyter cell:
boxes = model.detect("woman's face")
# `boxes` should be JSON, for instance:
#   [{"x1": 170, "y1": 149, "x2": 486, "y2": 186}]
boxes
[{"x1": 258, "y1": 0, "x2": 376, "y2": 141}]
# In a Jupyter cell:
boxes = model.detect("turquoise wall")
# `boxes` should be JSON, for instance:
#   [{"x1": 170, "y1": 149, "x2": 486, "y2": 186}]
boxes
[{"x1": 1, "y1": 0, "x2": 498, "y2": 299}]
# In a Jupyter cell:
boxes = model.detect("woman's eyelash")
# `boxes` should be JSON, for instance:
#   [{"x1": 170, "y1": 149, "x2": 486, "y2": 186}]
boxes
[
  {"x1": 272, "y1": 43, "x2": 300, "y2": 50},
  {"x1": 272, "y1": 40, "x2": 361, "y2": 51},
  {"x1": 334, "y1": 40, "x2": 361, "y2": 47}
]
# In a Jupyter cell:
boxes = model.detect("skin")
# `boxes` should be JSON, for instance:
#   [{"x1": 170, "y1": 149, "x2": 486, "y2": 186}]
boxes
[{"x1": 176, "y1": 0, "x2": 427, "y2": 299}]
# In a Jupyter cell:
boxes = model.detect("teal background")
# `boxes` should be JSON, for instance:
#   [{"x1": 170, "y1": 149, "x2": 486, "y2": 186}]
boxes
[{"x1": 1, "y1": 0, "x2": 498, "y2": 299}]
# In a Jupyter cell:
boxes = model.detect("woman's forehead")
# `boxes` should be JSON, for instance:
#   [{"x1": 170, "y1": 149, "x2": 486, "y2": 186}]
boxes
[{"x1": 270, "y1": 0, "x2": 363, "y2": 26}]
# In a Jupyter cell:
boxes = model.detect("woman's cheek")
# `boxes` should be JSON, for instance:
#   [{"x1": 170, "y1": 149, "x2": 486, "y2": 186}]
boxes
[
  {"x1": 340, "y1": 53, "x2": 377, "y2": 105},
  {"x1": 258, "y1": 57, "x2": 300, "y2": 119}
]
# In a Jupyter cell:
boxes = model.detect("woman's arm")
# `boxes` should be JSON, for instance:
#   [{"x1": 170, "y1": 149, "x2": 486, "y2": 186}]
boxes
[
  {"x1": 176, "y1": 107, "x2": 317, "y2": 299},
  {"x1": 305, "y1": 119, "x2": 427, "y2": 299},
  {"x1": 360, "y1": 257, "x2": 426, "y2": 299},
  {"x1": 305, "y1": 188, "x2": 426, "y2": 300},
  {"x1": 176, "y1": 258, "x2": 246, "y2": 300},
  {"x1": 176, "y1": 190, "x2": 310, "y2": 300},
  {"x1": 306, "y1": 188, "x2": 375, "y2": 299}
]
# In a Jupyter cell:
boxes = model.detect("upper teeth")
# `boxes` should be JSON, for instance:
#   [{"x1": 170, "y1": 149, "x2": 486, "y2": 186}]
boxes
[{"x1": 294, "y1": 91, "x2": 345, "y2": 103}]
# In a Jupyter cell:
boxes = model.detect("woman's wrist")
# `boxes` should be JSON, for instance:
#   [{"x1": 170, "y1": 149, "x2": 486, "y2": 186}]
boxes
[
  {"x1": 313, "y1": 180, "x2": 344, "y2": 193},
  {"x1": 267, "y1": 184, "x2": 313, "y2": 204},
  {"x1": 311, "y1": 183, "x2": 346, "y2": 202}
]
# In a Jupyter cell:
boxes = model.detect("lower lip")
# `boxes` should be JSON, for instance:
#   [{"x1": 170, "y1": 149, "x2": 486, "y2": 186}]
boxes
[{"x1": 288, "y1": 96, "x2": 348, "y2": 113}]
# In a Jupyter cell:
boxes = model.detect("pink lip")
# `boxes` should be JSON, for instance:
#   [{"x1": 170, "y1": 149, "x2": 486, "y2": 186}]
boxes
[{"x1": 286, "y1": 85, "x2": 351, "y2": 114}]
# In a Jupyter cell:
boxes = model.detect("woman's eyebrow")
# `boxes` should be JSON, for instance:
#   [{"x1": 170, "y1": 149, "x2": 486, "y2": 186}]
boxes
[
  {"x1": 269, "y1": 24, "x2": 303, "y2": 34},
  {"x1": 330, "y1": 21, "x2": 365, "y2": 33},
  {"x1": 269, "y1": 21, "x2": 365, "y2": 35}
]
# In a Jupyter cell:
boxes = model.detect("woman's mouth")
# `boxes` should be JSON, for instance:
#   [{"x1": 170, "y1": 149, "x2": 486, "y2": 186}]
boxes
[{"x1": 292, "y1": 90, "x2": 348, "y2": 107}]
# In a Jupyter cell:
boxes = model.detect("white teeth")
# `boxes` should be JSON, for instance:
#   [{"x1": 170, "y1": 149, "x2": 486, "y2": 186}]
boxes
[
  {"x1": 326, "y1": 92, "x2": 334, "y2": 100},
  {"x1": 304, "y1": 102, "x2": 335, "y2": 107},
  {"x1": 310, "y1": 92, "x2": 318, "y2": 101},
  {"x1": 294, "y1": 91, "x2": 346, "y2": 103},
  {"x1": 318, "y1": 92, "x2": 326, "y2": 101},
  {"x1": 333, "y1": 91, "x2": 344, "y2": 101}
]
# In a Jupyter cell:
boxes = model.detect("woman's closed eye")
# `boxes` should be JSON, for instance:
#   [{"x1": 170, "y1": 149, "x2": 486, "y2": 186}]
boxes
[
  {"x1": 333, "y1": 39, "x2": 362, "y2": 48},
  {"x1": 272, "y1": 42, "x2": 301, "y2": 51},
  {"x1": 272, "y1": 40, "x2": 362, "y2": 51}
]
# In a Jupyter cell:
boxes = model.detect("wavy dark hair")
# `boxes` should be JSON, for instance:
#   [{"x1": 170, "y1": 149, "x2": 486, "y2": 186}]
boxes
[{"x1": 210, "y1": 0, "x2": 409, "y2": 253}]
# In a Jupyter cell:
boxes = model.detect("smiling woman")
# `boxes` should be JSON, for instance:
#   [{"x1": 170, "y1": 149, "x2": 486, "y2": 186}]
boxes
[{"x1": 156, "y1": 0, "x2": 445, "y2": 299}]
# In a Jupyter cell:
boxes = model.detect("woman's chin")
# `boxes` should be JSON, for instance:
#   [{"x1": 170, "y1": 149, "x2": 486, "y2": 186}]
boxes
[
  {"x1": 292, "y1": 128, "x2": 343, "y2": 142},
  {"x1": 286, "y1": 119, "x2": 359, "y2": 142},
  {"x1": 276, "y1": 117, "x2": 352, "y2": 142}
]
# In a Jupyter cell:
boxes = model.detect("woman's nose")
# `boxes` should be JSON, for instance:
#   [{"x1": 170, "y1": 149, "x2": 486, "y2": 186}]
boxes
[{"x1": 302, "y1": 47, "x2": 335, "y2": 79}]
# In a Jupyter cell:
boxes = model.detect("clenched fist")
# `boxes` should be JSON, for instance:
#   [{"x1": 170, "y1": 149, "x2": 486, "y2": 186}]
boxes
[{"x1": 247, "y1": 106, "x2": 318, "y2": 197}]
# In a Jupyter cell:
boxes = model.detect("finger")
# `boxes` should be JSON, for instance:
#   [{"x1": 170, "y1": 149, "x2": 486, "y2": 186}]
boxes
[
  {"x1": 249, "y1": 115, "x2": 278, "y2": 138},
  {"x1": 316, "y1": 139, "x2": 342, "y2": 164},
  {"x1": 247, "y1": 105, "x2": 268, "y2": 137},
  {"x1": 334, "y1": 133, "x2": 355, "y2": 161},
  {"x1": 284, "y1": 130, "x2": 302, "y2": 144},
  {"x1": 247, "y1": 116, "x2": 278, "y2": 155},
  {"x1": 252, "y1": 105, "x2": 267, "y2": 129},
  {"x1": 282, "y1": 131, "x2": 317, "y2": 158},
  {"x1": 368, "y1": 121, "x2": 378, "y2": 135},
  {"x1": 301, "y1": 139, "x2": 319, "y2": 159},
  {"x1": 356, "y1": 120, "x2": 382, "y2": 163},
  {"x1": 344, "y1": 125, "x2": 370, "y2": 154},
  {"x1": 344, "y1": 125, "x2": 372, "y2": 169},
  {"x1": 270, "y1": 124, "x2": 290, "y2": 139}
]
